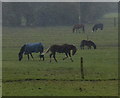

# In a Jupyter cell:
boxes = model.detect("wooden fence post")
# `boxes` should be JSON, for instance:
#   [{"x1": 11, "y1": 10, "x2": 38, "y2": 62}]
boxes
[{"x1": 81, "y1": 57, "x2": 84, "y2": 79}]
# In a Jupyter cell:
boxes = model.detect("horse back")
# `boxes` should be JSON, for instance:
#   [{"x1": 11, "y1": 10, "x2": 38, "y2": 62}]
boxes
[
  {"x1": 25, "y1": 43, "x2": 44, "y2": 54},
  {"x1": 94, "y1": 23, "x2": 103, "y2": 28},
  {"x1": 74, "y1": 24, "x2": 84, "y2": 28},
  {"x1": 49, "y1": 44, "x2": 76, "y2": 53},
  {"x1": 50, "y1": 45, "x2": 65, "y2": 53}
]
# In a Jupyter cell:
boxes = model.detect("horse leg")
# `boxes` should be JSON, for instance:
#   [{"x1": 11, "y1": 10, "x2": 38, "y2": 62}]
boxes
[
  {"x1": 30, "y1": 53, "x2": 34, "y2": 60},
  {"x1": 88, "y1": 46, "x2": 90, "y2": 49},
  {"x1": 88, "y1": 45, "x2": 91, "y2": 49},
  {"x1": 27, "y1": 54, "x2": 30, "y2": 60},
  {"x1": 90, "y1": 46, "x2": 91, "y2": 49},
  {"x1": 63, "y1": 53, "x2": 68, "y2": 60},
  {"x1": 53, "y1": 53, "x2": 57, "y2": 62},
  {"x1": 83, "y1": 45, "x2": 84, "y2": 49},
  {"x1": 76, "y1": 29, "x2": 77, "y2": 33},
  {"x1": 39, "y1": 52, "x2": 44, "y2": 61},
  {"x1": 68, "y1": 52, "x2": 73, "y2": 62},
  {"x1": 42, "y1": 55, "x2": 45, "y2": 61},
  {"x1": 50, "y1": 53, "x2": 53, "y2": 62},
  {"x1": 96, "y1": 28, "x2": 97, "y2": 32},
  {"x1": 73, "y1": 28, "x2": 75, "y2": 33},
  {"x1": 39, "y1": 53, "x2": 41, "y2": 61},
  {"x1": 82, "y1": 47, "x2": 84, "y2": 49}
]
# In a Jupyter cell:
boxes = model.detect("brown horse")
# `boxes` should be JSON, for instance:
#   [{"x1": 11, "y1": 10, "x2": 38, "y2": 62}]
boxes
[
  {"x1": 73, "y1": 24, "x2": 85, "y2": 33},
  {"x1": 43, "y1": 44, "x2": 77, "y2": 62}
]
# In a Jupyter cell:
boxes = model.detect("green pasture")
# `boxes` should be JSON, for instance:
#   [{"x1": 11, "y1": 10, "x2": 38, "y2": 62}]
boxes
[{"x1": 2, "y1": 17, "x2": 118, "y2": 96}]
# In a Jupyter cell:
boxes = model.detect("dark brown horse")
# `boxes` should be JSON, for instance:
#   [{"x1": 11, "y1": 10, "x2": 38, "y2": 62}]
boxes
[
  {"x1": 43, "y1": 44, "x2": 77, "y2": 62},
  {"x1": 73, "y1": 24, "x2": 85, "y2": 33},
  {"x1": 80, "y1": 40, "x2": 96, "y2": 49},
  {"x1": 92, "y1": 23, "x2": 103, "y2": 32}
]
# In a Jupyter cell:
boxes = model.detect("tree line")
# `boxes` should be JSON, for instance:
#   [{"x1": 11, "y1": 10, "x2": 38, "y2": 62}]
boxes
[{"x1": 2, "y1": 2, "x2": 117, "y2": 27}]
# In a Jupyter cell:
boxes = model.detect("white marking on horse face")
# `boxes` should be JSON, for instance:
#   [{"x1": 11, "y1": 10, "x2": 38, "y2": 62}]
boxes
[{"x1": 92, "y1": 31, "x2": 93, "y2": 32}]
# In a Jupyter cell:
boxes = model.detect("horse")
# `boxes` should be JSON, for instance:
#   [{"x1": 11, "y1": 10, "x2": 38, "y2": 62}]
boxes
[
  {"x1": 43, "y1": 44, "x2": 77, "y2": 62},
  {"x1": 80, "y1": 40, "x2": 96, "y2": 49},
  {"x1": 92, "y1": 23, "x2": 103, "y2": 32},
  {"x1": 73, "y1": 24, "x2": 85, "y2": 33},
  {"x1": 18, "y1": 43, "x2": 44, "y2": 61}
]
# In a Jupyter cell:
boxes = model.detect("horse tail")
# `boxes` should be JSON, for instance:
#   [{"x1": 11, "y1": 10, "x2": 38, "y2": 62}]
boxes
[
  {"x1": 80, "y1": 40, "x2": 85, "y2": 47},
  {"x1": 80, "y1": 42, "x2": 83, "y2": 49},
  {"x1": 73, "y1": 27, "x2": 75, "y2": 33},
  {"x1": 41, "y1": 47, "x2": 50, "y2": 55},
  {"x1": 72, "y1": 46, "x2": 77, "y2": 55},
  {"x1": 80, "y1": 44, "x2": 82, "y2": 49},
  {"x1": 45, "y1": 47, "x2": 50, "y2": 53}
]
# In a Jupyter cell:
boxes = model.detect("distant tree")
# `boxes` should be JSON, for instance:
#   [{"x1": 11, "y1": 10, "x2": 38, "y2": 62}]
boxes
[
  {"x1": 2, "y1": 3, "x2": 21, "y2": 26},
  {"x1": 2, "y1": 2, "x2": 118, "y2": 27},
  {"x1": 79, "y1": 2, "x2": 118, "y2": 23},
  {"x1": 3, "y1": 2, "x2": 34, "y2": 26}
]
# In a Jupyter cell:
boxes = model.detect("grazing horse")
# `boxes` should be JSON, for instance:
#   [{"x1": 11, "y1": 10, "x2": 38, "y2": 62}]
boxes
[
  {"x1": 73, "y1": 24, "x2": 85, "y2": 33},
  {"x1": 80, "y1": 40, "x2": 96, "y2": 49},
  {"x1": 18, "y1": 43, "x2": 44, "y2": 61},
  {"x1": 43, "y1": 44, "x2": 77, "y2": 62},
  {"x1": 92, "y1": 23, "x2": 103, "y2": 32}
]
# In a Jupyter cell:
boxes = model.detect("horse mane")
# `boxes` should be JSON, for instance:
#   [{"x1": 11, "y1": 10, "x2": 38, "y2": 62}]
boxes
[
  {"x1": 88, "y1": 40, "x2": 96, "y2": 49},
  {"x1": 19, "y1": 44, "x2": 26, "y2": 54},
  {"x1": 80, "y1": 40, "x2": 96, "y2": 49},
  {"x1": 63, "y1": 44, "x2": 77, "y2": 55},
  {"x1": 71, "y1": 45, "x2": 77, "y2": 55}
]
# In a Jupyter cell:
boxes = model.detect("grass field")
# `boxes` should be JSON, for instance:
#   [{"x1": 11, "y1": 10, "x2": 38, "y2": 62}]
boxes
[{"x1": 2, "y1": 16, "x2": 118, "y2": 96}]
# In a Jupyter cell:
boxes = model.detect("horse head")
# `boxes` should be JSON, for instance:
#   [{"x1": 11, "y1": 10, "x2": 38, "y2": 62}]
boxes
[
  {"x1": 18, "y1": 52, "x2": 23, "y2": 61},
  {"x1": 18, "y1": 44, "x2": 26, "y2": 61},
  {"x1": 94, "y1": 44, "x2": 97, "y2": 49},
  {"x1": 72, "y1": 46, "x2": 77, "y2": 55}
]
